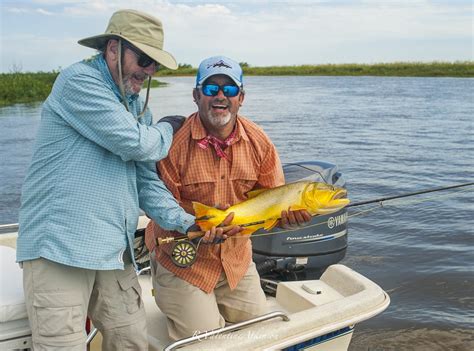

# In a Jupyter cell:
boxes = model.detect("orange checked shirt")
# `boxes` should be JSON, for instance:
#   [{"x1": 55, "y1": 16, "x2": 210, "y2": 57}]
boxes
[{"x1": 145, "y1": 112, "x2": 284, "y2": 293}]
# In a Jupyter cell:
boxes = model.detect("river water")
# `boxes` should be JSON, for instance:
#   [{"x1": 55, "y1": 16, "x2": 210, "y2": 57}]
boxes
[{"x1": 0, "y1": 76, "x2": 473, "y2": 350}]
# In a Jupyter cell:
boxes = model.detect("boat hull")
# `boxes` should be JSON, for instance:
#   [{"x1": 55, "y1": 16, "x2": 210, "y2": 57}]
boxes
[{"x1": 0, "y1": 228, "x2": 389, "y2": 351}]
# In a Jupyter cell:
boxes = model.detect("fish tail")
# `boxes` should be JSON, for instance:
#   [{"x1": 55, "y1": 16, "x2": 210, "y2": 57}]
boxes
[{"x1": 192, "y1": 201, "x2": 224, "y2": 231}]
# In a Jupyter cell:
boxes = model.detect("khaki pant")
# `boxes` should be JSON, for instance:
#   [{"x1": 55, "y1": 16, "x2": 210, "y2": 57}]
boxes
[
  {"x1": 23, "y1": 258, "x2": 148, "y2": 351},
  {"x1": 150, "y1": 258, "x2": 267, "y2": 340}
]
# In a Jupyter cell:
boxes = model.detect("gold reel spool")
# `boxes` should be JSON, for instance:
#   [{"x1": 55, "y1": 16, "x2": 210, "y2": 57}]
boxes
[{"x1": 170, "y1": 240, "x2": 197, "y2": 268}]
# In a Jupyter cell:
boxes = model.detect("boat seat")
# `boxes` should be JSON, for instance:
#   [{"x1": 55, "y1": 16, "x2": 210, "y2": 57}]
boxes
[
  {"x1": 0, "y1": 246, "x2": 27, "y2": 323},
  {"x1": 0, "y1": 245, "x2": 32, "y2": 350}
]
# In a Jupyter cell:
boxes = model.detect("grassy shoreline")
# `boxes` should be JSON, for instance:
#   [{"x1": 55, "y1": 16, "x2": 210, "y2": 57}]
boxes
[
  {"x1": 1, "y1": 72, "x2": 59, "y2": 107},
  {"x1": 158, "y1": 61, "x2": 474, "y2": 77},
  {"x1": 1, "y1": 62, "x2": 472, "y2": 107},
  {"x1": 0, "y1": 73, "x2": 166, "y2": 107}
]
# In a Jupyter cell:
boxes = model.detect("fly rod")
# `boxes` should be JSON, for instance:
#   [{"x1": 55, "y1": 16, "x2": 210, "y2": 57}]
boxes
[
  {"x1": 347, "y1": 182, "x2": 474, "y2": 208},
  {"x1": 159, "y1": 182, "x2": 474, "y2": 243},
  {"x1": 157, "y1": 220, "x2": 264, "y2": 245}
]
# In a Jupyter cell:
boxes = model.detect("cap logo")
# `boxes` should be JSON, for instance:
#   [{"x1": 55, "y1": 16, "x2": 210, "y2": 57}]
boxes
[{"x1": 207, "y1": 60, "x2": 232, "y2": 69}]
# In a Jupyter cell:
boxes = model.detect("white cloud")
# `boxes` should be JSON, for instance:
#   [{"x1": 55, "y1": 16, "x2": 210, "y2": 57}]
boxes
[
  {"x1": 163, "y1": 1, "x2": 472, "y2": 65},
  {"x1": 30, "y1": 0, "x2": 106, "y2": 4},
  {"x1": 36, "y1": 8, "x2": 54, "y2": 15},
  {"x1": 2, "y1": 33, "x2": 92, "y2": 72},
  {"x1": 6, "y1": 7, "x2": 29, "y2": 14},
  {"x1": 1, "y1": 0, "x2": 472, "y2": 72}
]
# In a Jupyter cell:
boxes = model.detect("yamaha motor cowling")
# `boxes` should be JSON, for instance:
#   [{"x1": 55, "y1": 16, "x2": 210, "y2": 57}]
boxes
[{"x1": 252, "y1": 161, "x2": 348, "y2": 283}]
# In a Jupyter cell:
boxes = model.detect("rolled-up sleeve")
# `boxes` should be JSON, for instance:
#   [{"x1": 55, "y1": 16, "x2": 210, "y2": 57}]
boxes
[
  {"x1": 55, "y1": 73, "x2": 173, "y2": 162},
  {"x1": 136, "y1": 160, "x2": 195, "y2": 233}
]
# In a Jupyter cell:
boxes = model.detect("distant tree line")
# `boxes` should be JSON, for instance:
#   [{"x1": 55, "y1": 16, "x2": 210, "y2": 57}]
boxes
[
  {"x1": 1, "y1": 61, "x2": 472, "y2": 106},
  {"x1": 155, "y1": 61, "x2": 474, "y2": 78}
]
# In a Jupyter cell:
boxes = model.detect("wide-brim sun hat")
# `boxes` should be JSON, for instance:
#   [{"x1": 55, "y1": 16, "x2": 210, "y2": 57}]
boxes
[{"x1": 78, "y1": 9, "x2": 178, "y2": 70}]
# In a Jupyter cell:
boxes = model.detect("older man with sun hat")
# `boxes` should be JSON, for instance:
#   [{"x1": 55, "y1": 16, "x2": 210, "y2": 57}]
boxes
[{"x1": 17, "y1": 9, "x2": 238, "y2": 350}]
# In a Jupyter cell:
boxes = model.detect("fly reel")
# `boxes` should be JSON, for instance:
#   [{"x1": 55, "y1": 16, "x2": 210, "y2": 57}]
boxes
[{"x1": 170, "y1": 240, "x2": 197, "y2": 268}]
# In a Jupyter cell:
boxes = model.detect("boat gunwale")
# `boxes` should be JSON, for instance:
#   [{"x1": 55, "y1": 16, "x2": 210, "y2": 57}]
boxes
[{"x1": 178, "y1": 265, "x2": 391, "y2": 350}]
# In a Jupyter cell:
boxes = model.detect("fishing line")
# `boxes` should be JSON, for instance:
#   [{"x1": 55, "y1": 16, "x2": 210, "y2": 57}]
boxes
[
  {"x1": 350, "y1": 185, "x2": 472, "y2": 213},
  {"x1": 160, "y1": 183, "x2": 472, "y2": 246},
  {"x1": 284, "y1": 163, "x2": 329, "y2": 183},
  {"x1": 346, "y1": 182, "x2": 473, "y2": 208}
]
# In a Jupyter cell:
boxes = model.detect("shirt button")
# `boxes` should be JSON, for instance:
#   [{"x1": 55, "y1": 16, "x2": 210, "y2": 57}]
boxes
[{"x1": 221, "y1": 175, "x2": 225, "y2": 180}]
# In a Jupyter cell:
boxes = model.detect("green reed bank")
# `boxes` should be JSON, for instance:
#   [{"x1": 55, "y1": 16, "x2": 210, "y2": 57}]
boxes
[{"x1": 1, "y1": 62, "x2": 473, "y2": 107}]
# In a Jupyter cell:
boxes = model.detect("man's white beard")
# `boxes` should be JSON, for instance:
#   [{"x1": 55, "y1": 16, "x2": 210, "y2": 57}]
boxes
[
  {"x1": 123, "y1": 75, "x2": 136, "y2": 95},
  {"x1": 122, "y1": 72, "x2": 148, "y2": 95},
  {"x1": 208, "y1": 111, "x2": 232, "y2": 128}
]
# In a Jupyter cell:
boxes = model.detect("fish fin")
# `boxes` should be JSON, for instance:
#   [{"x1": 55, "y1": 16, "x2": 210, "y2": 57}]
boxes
[
  {"x1": 240, "y1": 227, "x2": 257, "y2": 235},
  {"x1": 192, "y1": 202, "x2": 223, "y2": 231},
  {"x1": 192, "y1": 201, "x2": 215, "y2": 218},
  {"x1": 263, "y1": 218, "x2": 279, "y2": 231},
  {"x1": 288, "y1": 205, "x2": 307, "y2": 212},
  {"x1": 245, "y1": 188, "x2": 267, "y2": 199}
]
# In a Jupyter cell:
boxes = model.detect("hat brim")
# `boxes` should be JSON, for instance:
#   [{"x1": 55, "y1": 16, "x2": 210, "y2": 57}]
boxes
[
  {"x1": 197, "y1": 72, "x2": 242, "y2": 87},
  {"x1": 78, "y1": 34, "x2": 178, "y2": 70}
]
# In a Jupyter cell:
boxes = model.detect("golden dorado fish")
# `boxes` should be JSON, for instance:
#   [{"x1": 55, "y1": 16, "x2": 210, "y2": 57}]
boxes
[{"x1": 193, "y1": 181, "x2": 350, "y2": 235}]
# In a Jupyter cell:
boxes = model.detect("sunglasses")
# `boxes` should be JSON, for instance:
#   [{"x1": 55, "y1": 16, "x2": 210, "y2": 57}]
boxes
[
  {"x1": 199, "y1": 84, "x2": 240, "y2": 97},
  {"x1": 122, "y1": 42, "x2": 158, "y2": 69}
]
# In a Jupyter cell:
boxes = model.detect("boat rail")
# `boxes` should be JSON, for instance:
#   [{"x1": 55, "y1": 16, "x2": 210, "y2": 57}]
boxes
[
  {"x1": 85, "y1": 327, "x2": 98, "y2": 345},
  {"x1": 0, "y1": 223, "x2": 19, "y2": 234},
  {"x1": 163, "y1": 311, "x2": 290, "y2": 351}
]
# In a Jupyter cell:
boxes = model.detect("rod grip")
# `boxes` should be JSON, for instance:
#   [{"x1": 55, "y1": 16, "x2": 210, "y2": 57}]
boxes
[
  {"x1": 186, "y1": 225, "x2": 235, "y2": 240},
  {"x1": 156, "y1": 225, "x2": 238, "y2": 245}
]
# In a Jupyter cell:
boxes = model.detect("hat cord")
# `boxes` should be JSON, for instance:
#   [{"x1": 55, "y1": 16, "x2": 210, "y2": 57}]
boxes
[
  {"x1": 117, "y1": 39, "x2": 131, "y2": 113},
  {"x1": 117, "y1": 39, "x2": 151, "y2": 120},
  {"x1": 139, "y1": 77, "x2": 151, "y2": 119}
]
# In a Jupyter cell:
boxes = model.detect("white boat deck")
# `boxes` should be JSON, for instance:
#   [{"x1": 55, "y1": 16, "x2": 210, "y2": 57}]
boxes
[
  {"x1": 141, "y1": 264, "x2": 389, "y2": 350},
  {"x1": 0, "y1": 225, "x2": 389, "y2": 351}
]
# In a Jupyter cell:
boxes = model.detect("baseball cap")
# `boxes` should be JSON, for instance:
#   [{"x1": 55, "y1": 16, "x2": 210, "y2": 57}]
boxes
[{"x1": 196, "y1": 56, "x2": 243, "y2": 87}]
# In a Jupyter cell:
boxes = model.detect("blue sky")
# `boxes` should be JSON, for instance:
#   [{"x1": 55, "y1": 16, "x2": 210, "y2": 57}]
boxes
[{"x1": 1, "y1": 0, "x2": 472, "y2": 72}]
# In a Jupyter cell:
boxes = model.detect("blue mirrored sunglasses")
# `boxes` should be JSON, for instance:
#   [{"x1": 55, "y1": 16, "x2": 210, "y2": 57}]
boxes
[{"x1": 200, "y1": 84, "x2": 240, "y2": 97}]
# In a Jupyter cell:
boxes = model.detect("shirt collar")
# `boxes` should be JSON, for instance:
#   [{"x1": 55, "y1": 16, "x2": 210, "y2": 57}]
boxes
[
  {"x1": 92, "y1": 54, "x2": 139, "y2": 105},
  {"x1": 190, "y1": 112, "x2": 250, "y2": 143}
]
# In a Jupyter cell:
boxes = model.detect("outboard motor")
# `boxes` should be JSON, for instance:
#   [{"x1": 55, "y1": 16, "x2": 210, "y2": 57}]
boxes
[{"x1": 252, "y1": 161, "x2": 348, "y2": 284}]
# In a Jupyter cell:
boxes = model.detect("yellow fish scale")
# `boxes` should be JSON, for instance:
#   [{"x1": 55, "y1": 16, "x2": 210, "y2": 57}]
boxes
[
  {"x1": 193, "y1": 181, "x2": 313, "y2": 234},
  {"x1": 232, "y1": 182, "x2": 307, "y2": 221}
]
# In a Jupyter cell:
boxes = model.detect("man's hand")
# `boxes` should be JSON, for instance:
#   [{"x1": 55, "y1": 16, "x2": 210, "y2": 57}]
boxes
[
  {"x1": 201, "y1": 212, "x2": 242, "y2": 244},
  {"x1": 187, "y1": 204, "x2": 242, "y2": 244},
  {"x1": 279, "y1": 209, "x2": 312, "y2": 229},
  {"x1": 157, "y1": 115, "x2": 186, "y2": 134}
]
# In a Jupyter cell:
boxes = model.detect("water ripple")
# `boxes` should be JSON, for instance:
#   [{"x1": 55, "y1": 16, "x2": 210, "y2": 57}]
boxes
[{"x1": 1, "y1": 76, "x2": 473, "y2": 349}]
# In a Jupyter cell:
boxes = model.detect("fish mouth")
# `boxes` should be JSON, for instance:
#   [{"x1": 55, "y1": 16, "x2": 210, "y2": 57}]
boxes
[
  {"x1": 332, "y1": 188, "x2": 348, "y2": 200},
  {"x1": 327, "y1": 188, "x2": 350, "y2": 209},
  {"x1": 308, "y1": 185, "x2": 350, "y2": 215}
]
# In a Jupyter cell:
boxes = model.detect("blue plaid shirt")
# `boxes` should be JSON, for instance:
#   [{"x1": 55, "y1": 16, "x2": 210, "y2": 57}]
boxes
[{"x1": 17, "y1": 55, "x2": 194, "y2": 270}]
